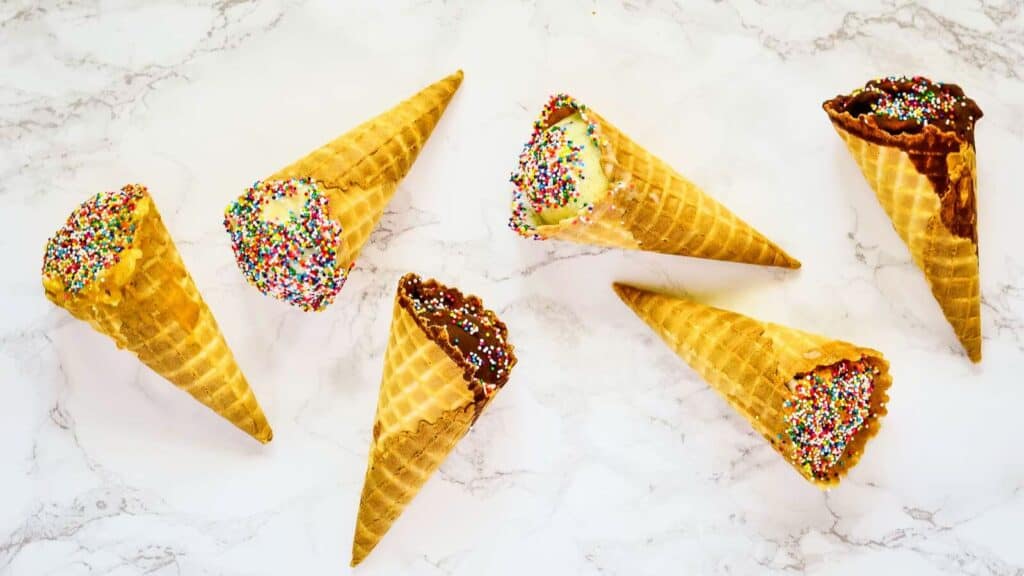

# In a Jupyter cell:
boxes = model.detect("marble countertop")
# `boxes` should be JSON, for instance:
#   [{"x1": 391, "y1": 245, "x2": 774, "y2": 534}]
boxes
[{"x1": 2, "y1": 1, "x2": 1023, "y2": 574}]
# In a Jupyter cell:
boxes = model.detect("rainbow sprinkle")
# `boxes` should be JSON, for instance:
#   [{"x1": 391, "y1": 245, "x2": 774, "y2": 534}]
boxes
[
  {"x1": 43, "y1": 184, "x2": 147, "y2": 294},
  {"x1": 223, "y1": 178, "x2": 347, "y2": 312},
  {"x1": 509, "y1": 94, "x2": 603, "y2": 238},
  {"x1": 783, "y1": 358, "x2": 879, "y2": 480},
  {"x1": 860, "y1": 76, "x2": 967, "y2": 127},
  {"x1": 405, "y1": 276, "x2": 512, "y2": 398}
]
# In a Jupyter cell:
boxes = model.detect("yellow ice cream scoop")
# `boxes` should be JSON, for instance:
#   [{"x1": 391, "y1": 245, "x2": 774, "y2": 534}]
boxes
[
  {"x1": 511, "y1": 112, "x2": 608, "y2": 226},
  {"x1": 223, "y1": 178, "x2": 347, "y2": 312}
]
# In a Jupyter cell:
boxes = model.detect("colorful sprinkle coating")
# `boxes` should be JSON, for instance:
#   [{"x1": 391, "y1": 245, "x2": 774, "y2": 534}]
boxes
[
  {"x1": 404, "y1": 275, "x2": 513, "y2": 398},
  {"x1": 43, "y1": 184, "x2": 147, "y2": 294},
  {"x1": 857, "y1": 76, "x2": 972, "y2": 130},
  {"x1": 223, "y1": 178, "x2": 347, "y2": 312},
  {"x1": 509, "y1": 94, "x2": 603, "y2": 238},
  {"x1": 782, "y1": 358, "x2": 879, "y2": 480}
]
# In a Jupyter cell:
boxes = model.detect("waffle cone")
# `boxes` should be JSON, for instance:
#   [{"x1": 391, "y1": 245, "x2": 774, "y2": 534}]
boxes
[
  {"x1": 43, "y1": 189, "x2": 272, "y2": 442},
  {"x1": 824, "y1": 113, "x2": 981, "y2": 362},
  {"x1": 525, "y1": 97, "x2": 799, "y2": 268},
  {"x1": 614, "y1": 283, "x2": 891, "y2": 488},
  {"x1": 267, "y1": 70, "x2": 463, "y2": 266},
  {"x1": 351, "y1": 275, "x2": 515, "y2": 565}
]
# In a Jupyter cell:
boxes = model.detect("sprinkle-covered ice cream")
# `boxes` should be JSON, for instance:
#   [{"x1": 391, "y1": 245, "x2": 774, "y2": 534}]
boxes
[
  {"x1": 783, "y1": 357, "x2": 880, "y2": 481},
  {"x1": 826, "y1": 75, "x2": 982, "y2": 139},
  {"x1": 510, "y1": 94, "x2": 609, "y2": 236},
  {"x1": 42, "y1": 184, "x2": 148, "y2": 295},
  {"x1": 398, "y1": 274, "x2": 514, "y2": 400},
  {"x1": 223, "y1": 178, "x2": 347, "y2": 312}
]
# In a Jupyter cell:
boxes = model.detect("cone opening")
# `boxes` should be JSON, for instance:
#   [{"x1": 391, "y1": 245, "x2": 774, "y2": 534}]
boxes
[
  {"x1": 223, "y1": 178, "x2": 349, "y2": 312},
  {"x1": 42, "y1": 184, "x2": 150, "y2": 297},
  {"x1": 779, "y1": 355, "x2": 890, "y2": 485},
  {"x1": 509, "y1": 94, "x2": 621, "y2": 239},
  {"x1": 397, "y1": 273, "x2": 516, "y2": 400},
  {"x1": 823, "y1": 76, "x2": 981, "y2": 142}
]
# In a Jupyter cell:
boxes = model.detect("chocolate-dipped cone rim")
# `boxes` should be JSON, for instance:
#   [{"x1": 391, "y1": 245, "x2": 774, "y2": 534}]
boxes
[
  {"x1": 823, "y1": 77, "x2": 982, "y2": 247},
  {"x1": 396, "y1": 273, "x2": 517, "y2": 403},
  {"x1": 822, "y1": 75, "x2": 981, "y2": 151},
  {"x1": 823, "y1": 96, "x2": 969, "y2": 153}
]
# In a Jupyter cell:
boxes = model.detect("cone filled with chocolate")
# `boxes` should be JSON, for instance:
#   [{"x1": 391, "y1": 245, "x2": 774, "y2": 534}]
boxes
[
  {"x1": 42, "y1": 185, "x2": 272, "y2": 442},
  {"x1": 824, "y1": 75, "x2": 982, "y2": 362},
  {"x1": 351, "y1": 273, "x2": 516, "y2": 565},
  {"x1": 614, "y1": 283, "x2": 891, "y2": 487},
  {"x1": 224, "y1": 71, "x2": 463, "y2": 311},
  {"x1": 509, "y1": 94, "x2": 799, "y2": 268}
]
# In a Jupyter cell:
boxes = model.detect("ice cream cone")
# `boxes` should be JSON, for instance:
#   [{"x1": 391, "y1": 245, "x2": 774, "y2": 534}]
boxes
[
  {"x1": 824, "y1": 111, "x2": 981, "y2": 362},
  {"x1": 351, "y1": 274, "x2": 516, "y2": 566},
  {"x1": 268, "y1": 70, "x2": 463, "y2": 267},
  {"x1": 511, "y1": 95, "x2": 800, "y2": 268},
  {"x1": 613, "y1": 283, "x2": 890, "y2": 488},
  {"x1": 43, "y1": 185, "x2": 272, "y2": 443}
]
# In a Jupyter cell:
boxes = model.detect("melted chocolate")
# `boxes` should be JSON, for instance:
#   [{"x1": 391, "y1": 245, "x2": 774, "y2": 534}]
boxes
[
  {"x1": 824, "y1": 76, "x2": 982, "y2": 245},
  {"x1": 399, "y1": 274, "x2": 514, "y2": 400},
  {"x1": 832, "y1": 76, "x2": 981, "y2": 141}
]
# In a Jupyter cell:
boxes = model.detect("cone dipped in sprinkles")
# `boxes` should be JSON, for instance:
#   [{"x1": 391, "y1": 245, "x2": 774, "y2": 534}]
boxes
[
  {"x1": 509, "y1": 94, "x2": 800, "y2": 268},
  {"x1": 824, "y1": 76, "x2": 983, "y2": 362},
  {"x1": 42, "y1": 185, "x2": 272, "y2": 443},
  {"x1": 613, "y1": 284, "x2": 891, "y2": 487},
  {"x1": 351, "y1": 273, "x2": 516, "y2": 566},
  {"x1": 223, "y1": 71, "x2": 463, "y2": 312}
]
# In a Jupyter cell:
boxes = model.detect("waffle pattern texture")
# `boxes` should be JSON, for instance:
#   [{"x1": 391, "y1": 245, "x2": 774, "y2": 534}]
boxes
[
  {"x1": 531, "y1": 98, "x2": 800, "y2": 268},
  {"x1": 351, "y1": 278, "x2": 514, "y2": 565},
  {"x1": 830, "y1": 126, "x2": 981, "y2": 362},
  {"x1": 614, "y1": 283, "x2": 891, "y2": 488},
  {"x1": 42, "y1": 188, "x2": 272, "y2": 442},
  {"x1": 268, "y1": 70, "x2": 463, "y2": 267}
]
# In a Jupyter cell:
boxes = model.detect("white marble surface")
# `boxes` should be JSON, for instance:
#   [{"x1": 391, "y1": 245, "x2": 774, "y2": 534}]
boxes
[{"x1": 2, "y1": 1, "x2": 1023, "y2": 574}]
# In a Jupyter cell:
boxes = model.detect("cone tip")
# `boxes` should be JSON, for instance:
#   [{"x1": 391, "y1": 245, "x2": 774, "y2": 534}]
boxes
[
  {"x1": 768, "y1": 245, "x2": 801, "y2": 269},
  {"x1": 256, "y1": 427, "x2": 273, "y2": 444},
  {"x1": 350, "y1": 544, "x2": 367, "y2": 567},
  {"x1": 611, "y1": 282, "x2": 638, "y2": 300},
  {"x1": 964, "y1": 328, "x2": 981, "y2": 363},
  {"x1": 441, "y1": 69, "x2": 464, "y2": 90}
]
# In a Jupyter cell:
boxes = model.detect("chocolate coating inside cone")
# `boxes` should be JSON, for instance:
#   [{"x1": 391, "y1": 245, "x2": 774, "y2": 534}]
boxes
[
  {"x1": 826, "y1": 75, "x2": 982, "y2": 141},
  {"x1": 398, "y1": 273, "x2": 515, "y2": 400}
]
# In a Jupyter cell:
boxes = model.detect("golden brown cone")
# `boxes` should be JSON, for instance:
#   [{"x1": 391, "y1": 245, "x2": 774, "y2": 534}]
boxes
[
  {"x1": 525, "y1": 97, "x2": 800, "y2": 268},
  {"x1": 351, "y1": 275, "x2": 515, "y2": 566},
  {"x1": 43, "y1": 188, "x2": 272, "y2": 443},
  {"x1": 267, "y1": 70, "x2": 463, "y2": 266},
  {"x1": 613, "y1": 283, "x2": 891, "y2": 488},
  {"x1": 826, "y1": 121, "x2": 981, "y2": 362},
  {"x1": 351, "y1": 404, "x2": 476, "y2": 566}
]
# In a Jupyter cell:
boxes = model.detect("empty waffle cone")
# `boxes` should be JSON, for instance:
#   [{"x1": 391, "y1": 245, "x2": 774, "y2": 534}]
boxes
[
  {"x1": 351, "y1": 274, "x2": 516, "y2": 566},
  {"x1": 824, "y1": 103, "x2": 981, "y2": 362},
  {"x1": 268, "y1": 70, "x2": 463, "y2": 267},
  {"x1": 513, "y1": 95, "x2": 800, "y2": 268},
  {"x1": 613, "y1": 283, "x2": 891, "y2": 488},
  {"x1": 42, "y1": 185, "x2": 272, "y2": 443}
]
